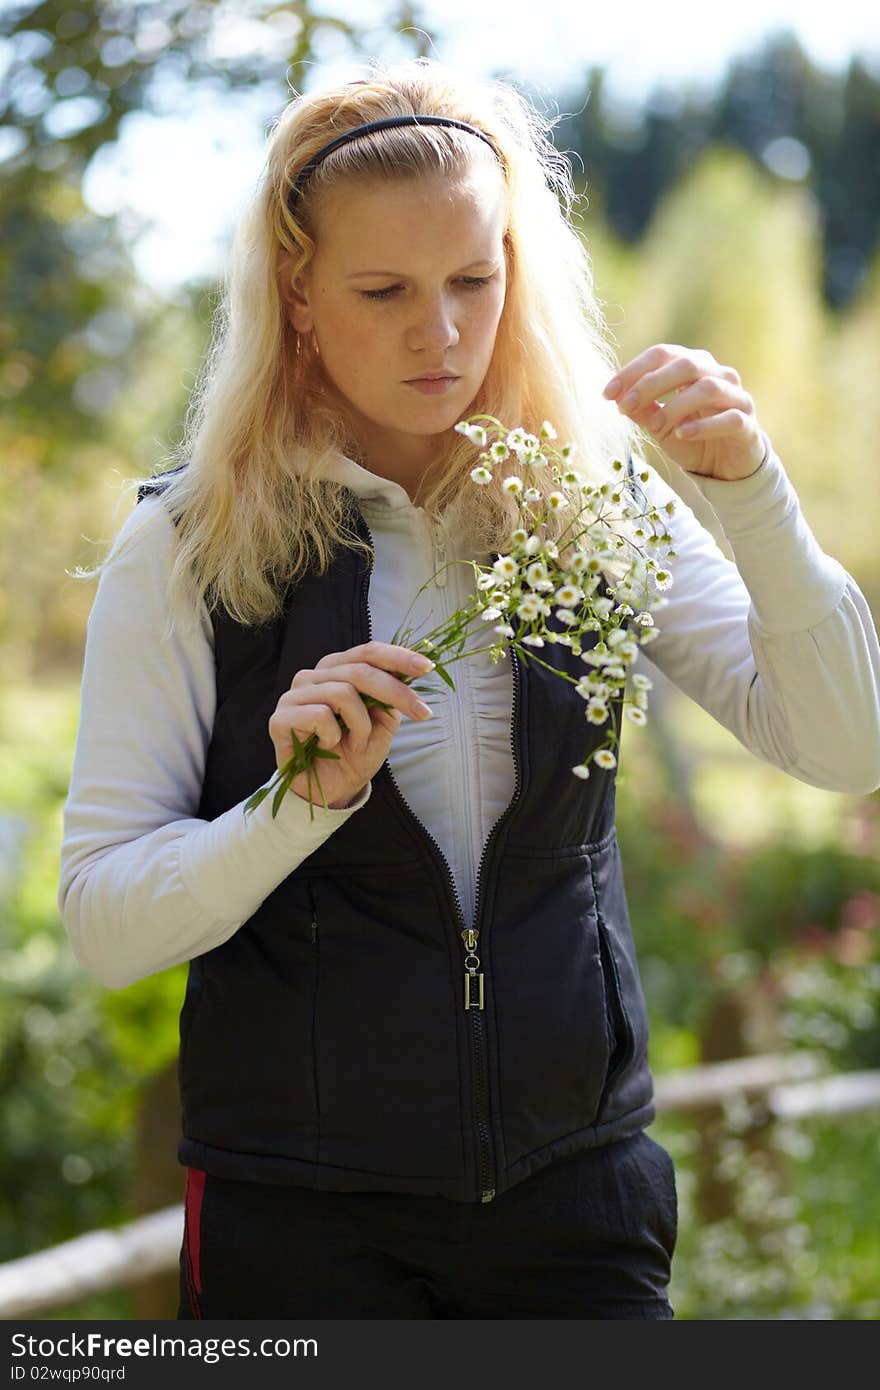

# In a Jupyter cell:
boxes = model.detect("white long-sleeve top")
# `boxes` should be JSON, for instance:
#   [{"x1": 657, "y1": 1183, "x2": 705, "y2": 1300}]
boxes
[{"x1": 57, "y1": 441, "x2": 880, "y2": 989}]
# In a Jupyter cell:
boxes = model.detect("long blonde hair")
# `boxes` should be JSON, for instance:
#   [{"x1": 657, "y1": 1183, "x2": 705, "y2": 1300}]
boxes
[{"x1": 142, "y1": 57, "x2": 641, "y2": 627}]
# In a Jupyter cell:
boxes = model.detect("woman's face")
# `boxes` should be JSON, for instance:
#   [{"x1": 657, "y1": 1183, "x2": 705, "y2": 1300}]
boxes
[{"x1": 286, "y1": 166, "x2": 508, "y2": 482}]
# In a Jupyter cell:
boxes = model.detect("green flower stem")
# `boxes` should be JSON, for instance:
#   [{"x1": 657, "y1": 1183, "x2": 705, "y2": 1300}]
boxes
[{"x1": 243, "y1": 413, "x2": 672, "y2": 820}]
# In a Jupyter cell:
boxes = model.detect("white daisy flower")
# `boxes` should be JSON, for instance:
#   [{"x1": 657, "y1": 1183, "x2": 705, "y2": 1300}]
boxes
[
  {"x1": 493, "y1": 623, "x2": 515, "y2": 638},
  {"x1": 561, "y1": 442, "x2": 577, "y2": 460},
  {"x1": 506, "y1": 428, "x2": 527, "y2": 451},
  {"x1": 554, "y1": 584, "x2": 582, "y2": 607},
  {"x1": 615, "y1": 604, "x2": 634, "y2": 617},
  {"x1": 489, "y1": 441, "x2": 510, "y2": 462},
  {"x1": 521, "y1": 634, "x2": 545, "y2": 647},
  {"x1": 654, "y1": 569, "x2": 673, "y2": 590},
  {"x1": 635, "y1": 612, "x2": 654, "y2": 627},
  {"x1": 540, "y1": 420, "x2": 558, "y2": 440},
  {"x1": 481, "y1": 607, "x2": 503, "y2": 621},
  {"x1": 510, "y1": 528, "x2": 529, "y2": 546},
  {"x1": 524, "y1": 486, "x2": 542, "y2": 502},
  {"x1": 625, "y1": 706, "x2": 647, "y2": 726},
  {"x1": 607, "y1": 628, "x2": 629, "y2": 647},
  {"x1": 493, "y1": 554, "x2": 518, "y2": 579},
  {"x1": 567, "y1": 551, "x2": 590, "y2": 576},
  {"x1": 617, "y1": 641, "x2": 638, "y2": 661},
  {"x1": 632, "y1": 673, "x2": 653, "y2": 690},
  {"x1": 593, "y1": 748, "x2": 617, "y2": 770},
  {"x1": 470, "y1": 466, "x2": 493, "y2": 485},
  {"x1": 528, "y1": 451, "x2": 548, "y2": 468},
  {"x1": 572, "y1": 763, "x2": 590, "y2": 779},
  {"x1": 516, "y1": 596, "x2": 542, "y2": 621},
  {"x1": 488, "y1": 590, "x2": 509, "y2": 607},
  {"x1": 547, "y1": 492, "x2": 567, "y2": 511},
  {"x1": 524, "y1": 535, "x2": 542, "y2": 556},
  {"x1": 592, "y1": 597, "x2": 614, "y2": 619},
  {"x1": 476, "y1": 572, "x2": 495, "y2": 590},
  {"x1": 634, "y1": 689, "x2": 648, "y2": 709},
  {"x1": 525, "y1": 561, "x2": 549, "y2": 587},
  {"x1": 502, "y1": 475, "x2": 524, "y2": 495},
  {"x1": 586, "y1": 699, "x2": 609, "y2": 724},
  {"x1": 555, "y1": 609, "x2": 577, "y2": 627},
  {"x1": 454, "y1": 422, "x2": 488, "y2": 447}
]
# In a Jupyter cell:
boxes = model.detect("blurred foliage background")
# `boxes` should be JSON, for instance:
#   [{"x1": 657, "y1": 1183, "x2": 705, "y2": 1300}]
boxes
[{"x1": 1, "y1": 0, "x2": 879, "y2": 1320}]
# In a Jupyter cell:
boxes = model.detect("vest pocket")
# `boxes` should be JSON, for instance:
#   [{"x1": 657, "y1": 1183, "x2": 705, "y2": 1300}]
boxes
[
  {"x1": 178, "y1": 883, "x2": 322, "y2": 1154},
  {"x1": 596, "y1": 916, "x2": 633, "y2": 1115},
  {"x1": 591, "y1": 839, "x2": 652, "y2": 1122}
]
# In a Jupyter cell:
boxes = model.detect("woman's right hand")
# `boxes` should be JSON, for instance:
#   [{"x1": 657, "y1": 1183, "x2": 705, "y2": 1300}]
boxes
[{"x1": 268, "y1": 641, "x2": 436, "y2": 810}]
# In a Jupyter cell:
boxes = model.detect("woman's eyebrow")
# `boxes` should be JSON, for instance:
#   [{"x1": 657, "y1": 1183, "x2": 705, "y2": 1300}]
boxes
[{"x1": 346, "y1": 259, "x2": 501, "y2": 279}]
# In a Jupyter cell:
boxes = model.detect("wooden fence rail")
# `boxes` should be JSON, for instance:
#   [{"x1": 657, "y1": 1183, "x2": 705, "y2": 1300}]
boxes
[{"x1": 3, "y1": 1052, "x2": 880, "y2": 1320}]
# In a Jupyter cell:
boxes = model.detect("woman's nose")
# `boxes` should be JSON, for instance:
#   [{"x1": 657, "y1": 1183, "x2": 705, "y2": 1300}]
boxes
[{"x1": 406, "y1": 295, "x2": 460, "y2": 352}]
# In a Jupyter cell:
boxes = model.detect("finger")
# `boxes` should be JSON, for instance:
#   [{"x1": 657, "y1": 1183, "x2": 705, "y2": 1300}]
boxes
[
  {"x1": 612, "y1": 352, "x2": 712, "y2": 415},
  {"x1": 315, "y1": 641, "x2": 435, "y2": 677},
  {"x1": 304, "y1": 663, "x2": 434, "y2": 723},
  {"x1": 269, "y1": 700, "x2": 348, "y2": 758},
  {"x1": 671, "y1": 408, "x2": 757, "y2": 441},
  {"x1": 603, "y1": 344, "x2": 675, "y2": 399},
  {"x1": 297, "y1": 680, "x2": 379, "y2": 747},
  {"x1": 646, "y1": 381, "x2": 754, "y2": 440},
  {"x1": 603, "y1": 343, "x2": 710, "y2": 401}
]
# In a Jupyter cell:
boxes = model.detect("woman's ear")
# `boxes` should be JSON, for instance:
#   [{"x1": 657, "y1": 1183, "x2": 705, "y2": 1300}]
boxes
[{"x1": 280, "y1": 267, "x2": 313, "y2": 334}]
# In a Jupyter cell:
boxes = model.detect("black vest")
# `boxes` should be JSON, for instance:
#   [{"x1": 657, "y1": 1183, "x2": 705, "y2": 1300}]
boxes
[{"x1": 139, "y1": 477, "x2": 655, "y2": 1202}]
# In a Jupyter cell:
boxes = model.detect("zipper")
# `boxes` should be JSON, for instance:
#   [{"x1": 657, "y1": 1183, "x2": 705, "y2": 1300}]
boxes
[
  {"x1": 464, "y1": 640, "x2": 523, "y2": 1204},
  {"x1": 355, "y1": 510, "x2": 522, "y2": 1203},
  {"x1": 590, "y1": 862, "x2": 634, "y2": 1115},
  {"x1": 430, "y1": 516, "x2": 448, "y2": 587}
]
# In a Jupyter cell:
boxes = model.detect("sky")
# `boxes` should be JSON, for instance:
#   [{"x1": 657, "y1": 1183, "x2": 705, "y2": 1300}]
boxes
[{"x1": 80, "y1": 0, "x2": 880, "y2": 298}]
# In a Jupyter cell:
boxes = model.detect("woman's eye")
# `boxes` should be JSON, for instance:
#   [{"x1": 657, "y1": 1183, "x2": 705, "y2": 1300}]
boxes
[{"x1": 360, "y1": 276, "x2": 493, "y2": 302}]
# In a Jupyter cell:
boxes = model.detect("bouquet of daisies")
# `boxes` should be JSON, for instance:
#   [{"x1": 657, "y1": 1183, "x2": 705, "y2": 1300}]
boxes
[{"x1": 246, "y1": 416, "x2": 676, "y2": 819}]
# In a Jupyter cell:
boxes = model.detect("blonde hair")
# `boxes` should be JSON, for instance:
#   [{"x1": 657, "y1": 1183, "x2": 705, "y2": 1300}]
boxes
[{"x1": 141, "y1": 57, "x2": 641, "y2": 627}]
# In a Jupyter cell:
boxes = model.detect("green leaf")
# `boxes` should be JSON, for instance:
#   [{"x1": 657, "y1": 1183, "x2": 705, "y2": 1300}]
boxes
[
  {"x1": 433, "y1": 662, "x2": 456, "y2": 692},
  {"x1": 244, "y1": 785, "x2": 270, "y2": 815},
  {"x1": 272, "y1": 771, "x2": 292, "y2": 818}
]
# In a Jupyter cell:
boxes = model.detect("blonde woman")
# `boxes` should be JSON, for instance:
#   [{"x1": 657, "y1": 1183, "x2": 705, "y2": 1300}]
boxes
[{"x1": 59, "y1": 58, "x2": 880, "y2": 1319}]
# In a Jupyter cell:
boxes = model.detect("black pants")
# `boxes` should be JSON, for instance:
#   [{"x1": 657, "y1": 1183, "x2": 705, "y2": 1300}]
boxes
[{"x1": 178, "y1": 1131, "x2": 677, "y2": 1319}]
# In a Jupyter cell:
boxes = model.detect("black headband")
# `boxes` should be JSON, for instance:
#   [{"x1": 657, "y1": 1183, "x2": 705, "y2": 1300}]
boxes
[{"x1": 286, "y1": 114, "x2": 502, "y2": 211}]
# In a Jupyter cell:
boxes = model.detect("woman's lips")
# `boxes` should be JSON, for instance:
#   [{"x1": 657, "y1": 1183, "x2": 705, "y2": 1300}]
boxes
[{"x1": 404, "y1": 376, "x2": 460, "y2": 395}]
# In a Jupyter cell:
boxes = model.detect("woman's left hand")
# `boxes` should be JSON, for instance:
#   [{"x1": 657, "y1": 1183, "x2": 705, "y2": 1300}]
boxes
[{"x1": 603, "y1": 343, "x2": 768, "y2": 482}]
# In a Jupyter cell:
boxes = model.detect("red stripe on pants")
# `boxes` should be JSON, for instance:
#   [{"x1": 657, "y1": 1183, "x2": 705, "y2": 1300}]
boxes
[{"x1": 185, "y1": 1167, "x2": 206, "y2": 1298}]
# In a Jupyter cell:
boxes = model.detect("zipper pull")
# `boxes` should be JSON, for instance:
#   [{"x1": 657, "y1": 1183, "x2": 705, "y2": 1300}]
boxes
[
  {"x1": 431, "y1": 519, "x2": 448, "y2": 588},
  {"x1": 461, "y1": 929, "x2": 484, "y2": 1010}
]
